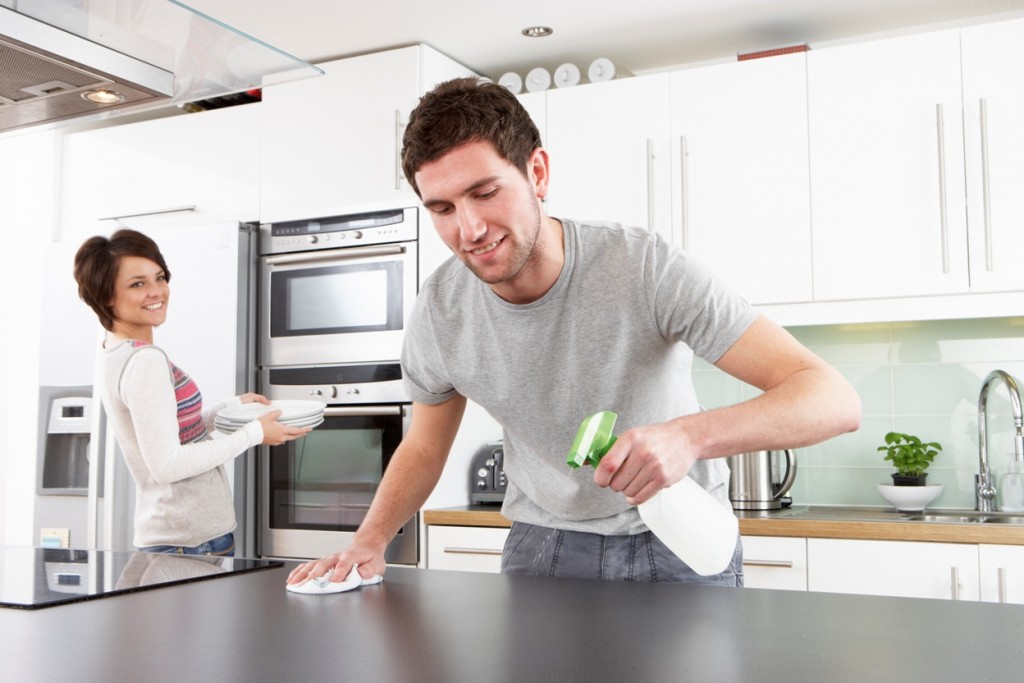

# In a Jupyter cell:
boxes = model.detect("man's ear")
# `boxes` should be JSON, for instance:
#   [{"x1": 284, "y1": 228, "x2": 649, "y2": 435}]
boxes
[{"x1": 528, "y1": 147, "x2": 551, "y2": 200}]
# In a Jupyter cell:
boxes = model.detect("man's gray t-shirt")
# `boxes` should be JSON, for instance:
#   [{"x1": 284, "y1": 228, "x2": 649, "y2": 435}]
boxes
[{"x1": 402, "y1": 219, "x2": 757, "y2": 535}]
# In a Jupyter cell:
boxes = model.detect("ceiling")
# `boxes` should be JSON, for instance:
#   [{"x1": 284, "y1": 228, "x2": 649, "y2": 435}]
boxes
[{"x1": 187, "y1": 0, "x2": 1024, "y2": 80}]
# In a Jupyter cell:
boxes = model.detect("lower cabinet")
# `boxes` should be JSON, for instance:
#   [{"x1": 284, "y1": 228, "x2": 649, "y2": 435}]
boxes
[
  {"x1": 979, "y1": 544, "x2": 1024, "y2": 605},
  {"x1": 426, "y1": 526, "x2": 509, "y2": 573},
  {"x1": 424, "y1": 526, "x2": 1024, "y2": 604},
  {"x1": 741, "y1": 536, "x2": 807, "y2": 591},
  {"x1": 807, "y1": 538, "x2": 980, "y2": 601}
]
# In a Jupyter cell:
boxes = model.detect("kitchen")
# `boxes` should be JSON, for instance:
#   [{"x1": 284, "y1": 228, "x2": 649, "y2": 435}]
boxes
[{"x1": 4, "y1": 0, "x2": 1024, "y2": 677}]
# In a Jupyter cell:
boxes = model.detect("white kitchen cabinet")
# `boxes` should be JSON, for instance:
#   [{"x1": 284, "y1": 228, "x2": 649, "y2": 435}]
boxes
[
  {"x1": 544, "y1": 74, "x2": 673, "y2": 243},
  {"x1": 961, "y1": 18, "x2": 1024, "y2": 293},
  {"x1": 807, "y1": 29, "x2": 969, "y2": 301},
  {"x1": 259, "y1": 45, "x2": 475, "y2": 223},
  {"x1": 59, "y1": 105, "x2": 260, "y2": 240},
  {"x1": 669, "y1": 54, "x2": 812, "y2": 305},
  {"x1": 427, "y1": 525, "x2": 509, "y2": 573},
  {"x1": 518, "y1": 92, "x2": 546, "y2": 143},
  {"x1": 978, "y1": 544, "x2": 1024, "y2": 605},
  {"x1": 807, "y1": 538, "x2": 979, "y2": 601},
  {"x1": 741, "y1": 535, "x2": 807, "y2": 591}
]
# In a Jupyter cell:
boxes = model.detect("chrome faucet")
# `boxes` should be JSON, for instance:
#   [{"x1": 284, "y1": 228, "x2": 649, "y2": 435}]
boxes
[{"x1": 977, "y1": 370, "x2": 1024, "y2": 512}]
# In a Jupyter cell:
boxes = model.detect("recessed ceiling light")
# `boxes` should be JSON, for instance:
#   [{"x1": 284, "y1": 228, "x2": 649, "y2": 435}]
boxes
[
  {"x1": 81, "y1": 89, "x2": 127, "y2": 105},
  {"x1": 522, "y1": 26, "x2": 553, "y2": 38}
]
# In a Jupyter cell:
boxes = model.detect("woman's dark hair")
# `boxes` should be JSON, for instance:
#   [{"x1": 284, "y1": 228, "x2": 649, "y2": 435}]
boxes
[
  {"x1": 73, "y1": 229, "x2": 171, "y2": 332},
  {"x1": 401, "y1": 77, "x2": 543, "y2": 196}
]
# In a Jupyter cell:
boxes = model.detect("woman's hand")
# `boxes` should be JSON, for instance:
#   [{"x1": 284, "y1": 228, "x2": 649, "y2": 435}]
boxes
[
  {"x1": 257, "y1": 410, "x2": 311, "y2": 446},
  {"x1": 239, "y1": 393, "x2": 271, "y2": 405}
]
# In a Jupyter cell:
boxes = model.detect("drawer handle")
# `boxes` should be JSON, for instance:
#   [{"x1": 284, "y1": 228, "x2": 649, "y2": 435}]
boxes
[
  {"x1": 742, "y1": 559, "x2": 794, "y2": 569},
  {"x1": 443, "y1": 547, "x2": 503, "y2": 556}
]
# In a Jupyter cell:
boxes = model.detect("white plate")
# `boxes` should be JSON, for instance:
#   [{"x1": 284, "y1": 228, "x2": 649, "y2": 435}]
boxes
[
  {"x1": 216, "y1": 416, "x2": 323, "y2": 434},
  {"x1": 218, "y1": 400, "x2": 325, "y2": 423}
]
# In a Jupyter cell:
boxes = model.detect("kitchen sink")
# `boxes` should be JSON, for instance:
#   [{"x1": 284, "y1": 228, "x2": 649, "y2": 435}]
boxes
[
  {"x1": 761, "y1": 505, "x2": 1024, "y2": 525},
  {"x1": 901, "y1": 511, "x2": 1024, "y2": 525}
]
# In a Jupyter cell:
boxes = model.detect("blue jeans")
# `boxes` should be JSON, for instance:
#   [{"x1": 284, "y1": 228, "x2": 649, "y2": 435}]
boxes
[
  {"x1": 501, "y1": 522, "x2": 743, "y2": 586},
  {"x1": 138, "y1": 531, "x2": 235, "y2": 557}
]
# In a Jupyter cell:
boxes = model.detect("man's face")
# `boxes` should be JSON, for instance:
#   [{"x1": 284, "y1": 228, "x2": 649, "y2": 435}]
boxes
[{"x1": 416, "y1": 140, "x2": 548, "y2": 298}]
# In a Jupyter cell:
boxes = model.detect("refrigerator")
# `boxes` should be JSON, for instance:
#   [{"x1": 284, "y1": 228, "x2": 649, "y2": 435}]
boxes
[{"x1": 35, "y1": 221, "x2": 259, "y2": 556}]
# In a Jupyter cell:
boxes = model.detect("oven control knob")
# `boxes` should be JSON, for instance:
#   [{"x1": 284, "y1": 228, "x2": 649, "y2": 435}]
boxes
[
  {"x1": 329, "y1": 386, "x2": 338, "y2": 399},
  {"x1": 307, "y1": 235, "x2": 318, "y2": 244},
  {"x1": 353, "y1": 230, "x2": 364, "y2": 240},
  {"x1": 310, "y1": 389, "x2": 323, "y2": 396}
]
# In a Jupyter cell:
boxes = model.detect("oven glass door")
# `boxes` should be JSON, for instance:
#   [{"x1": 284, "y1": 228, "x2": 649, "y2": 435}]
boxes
[
  {"x1": 260, "y1": 241, "x2": 417, "y2": 366},
  {"x1": 267, "y1": 408, "x2": 405, "y2": 532}
]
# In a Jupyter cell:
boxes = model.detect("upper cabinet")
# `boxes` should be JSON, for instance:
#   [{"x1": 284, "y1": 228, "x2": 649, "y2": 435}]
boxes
[
  {"x1": 807, "y1": 29, "x2": 969, "y2": 301},
  {"x1": 544, "y1": 74, "x2": 673, "y2": 244},
  {"x1": 961, "y1": 18, "x2": 1024, "y2": 294},
  {"x1": 59, "y1": 104, "x2": 261, "y2": 239},
  {"x1": 670, "y1": 54, "x2": 812, "y2": 305},
  {"x1": 259, "y1": 45, "x2": 475, "y2": 223}
]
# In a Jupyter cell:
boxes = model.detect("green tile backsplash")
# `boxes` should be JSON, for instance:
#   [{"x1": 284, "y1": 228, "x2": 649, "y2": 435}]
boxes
[{"x1": 694, "y1": 317, "x2": 1024, "y2": 510}]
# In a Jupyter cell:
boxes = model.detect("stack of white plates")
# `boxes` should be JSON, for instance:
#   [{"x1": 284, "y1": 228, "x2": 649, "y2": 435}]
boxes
[{"x1": 214, "y1": 399, "x2": 326, "y2": 434}]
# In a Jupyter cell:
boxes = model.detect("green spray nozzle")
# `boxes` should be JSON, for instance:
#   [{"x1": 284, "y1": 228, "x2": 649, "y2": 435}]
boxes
[{"x1": 566, "y1": 411, "x2": 618, "y2": 469}]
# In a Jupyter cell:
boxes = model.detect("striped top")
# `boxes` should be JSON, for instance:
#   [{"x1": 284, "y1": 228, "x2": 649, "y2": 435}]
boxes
[{"x1": 129, "y1": 340, "x2": 208, "y2": 445}]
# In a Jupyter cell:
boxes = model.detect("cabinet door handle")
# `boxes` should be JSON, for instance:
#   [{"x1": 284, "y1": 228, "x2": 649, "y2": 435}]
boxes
[
  {"x1": 679, "y1": 135, "x2": 689, "y2": 251},
  {"x1": 742, "y1": 559, "x2": 794, "y2": 568},
  {"x1": 979, "y1": 98, "x2": 994, "y2": 272},
  {"x1": 395, "y1": 109, "x2": 404, "y2": 190},
  {"x1": 998, "y1": 567, "x2": 1007, "y2": 604},
  {"x1": 950, "y1": 565, "x2": 960, "y2": 601},
  {"x1": 646, "y1": 138, "x2": 655, "y2": 233},
  {"x1": 935, "y1": 103, "x2": 950, "y2": 274},
  {"x1": 443, "y1": 547, "x2": 504, "y2": 556},
  {"x1": 98, "y1": 205, "x2": 197, "y2": 222}
]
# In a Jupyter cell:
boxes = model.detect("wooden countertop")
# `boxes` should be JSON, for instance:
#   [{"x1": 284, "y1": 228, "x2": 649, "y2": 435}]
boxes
[{"x1": 423, "y1": 505, "x2": 1024, "y2": 545}]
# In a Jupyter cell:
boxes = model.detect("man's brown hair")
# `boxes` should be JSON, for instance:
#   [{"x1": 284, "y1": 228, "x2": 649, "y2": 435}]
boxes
[{"x1": 401, "y1": 77, "x2": 543, "y2": 196}]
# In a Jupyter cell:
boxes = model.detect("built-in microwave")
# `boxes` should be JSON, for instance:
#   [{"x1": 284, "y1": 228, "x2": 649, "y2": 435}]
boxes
[{"x1": 259, "y1": 207, "x2": 418, "y2": 367}]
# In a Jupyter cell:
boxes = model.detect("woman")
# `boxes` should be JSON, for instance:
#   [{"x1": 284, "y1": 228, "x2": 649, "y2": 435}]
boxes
[{"x1": 74, "y1": 228, "x2": 309, "y2": 556}]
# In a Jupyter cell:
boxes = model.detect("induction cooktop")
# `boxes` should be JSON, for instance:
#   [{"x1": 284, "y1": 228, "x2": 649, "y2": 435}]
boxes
[{"x1": 0, "y1": 547, "x2": 283, "y2": 610}]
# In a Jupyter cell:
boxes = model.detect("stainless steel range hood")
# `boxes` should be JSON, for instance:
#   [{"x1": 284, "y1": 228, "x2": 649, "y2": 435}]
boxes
[{"x1": 0, "y1": 0, "x2": 322, "y2": 135}]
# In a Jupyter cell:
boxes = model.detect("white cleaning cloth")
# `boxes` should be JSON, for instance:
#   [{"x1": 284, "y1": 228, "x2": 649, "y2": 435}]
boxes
[{"x1": 286, "y1": 564, "x2": 383, "y2": 595}]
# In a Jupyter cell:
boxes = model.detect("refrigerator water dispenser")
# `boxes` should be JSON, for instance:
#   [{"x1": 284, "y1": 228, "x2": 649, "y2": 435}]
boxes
[{"x1": 39, "y1": 396, "x2": 92, "y2": 494}]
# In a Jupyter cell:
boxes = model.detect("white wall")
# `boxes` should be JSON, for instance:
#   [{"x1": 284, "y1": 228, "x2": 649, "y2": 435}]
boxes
[{"x1": 0, "y1": 129, "x2": 56, "y2": 547}]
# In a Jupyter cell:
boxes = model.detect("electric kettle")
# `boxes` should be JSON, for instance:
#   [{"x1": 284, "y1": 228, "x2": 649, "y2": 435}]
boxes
[{"x1": 726, "y1": 449, "x2": 797, "y2": 510}]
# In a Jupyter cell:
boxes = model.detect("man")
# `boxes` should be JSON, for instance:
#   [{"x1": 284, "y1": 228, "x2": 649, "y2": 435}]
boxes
[{"x1": 287, "y1": 77, "x2": 860, "y2": 587}]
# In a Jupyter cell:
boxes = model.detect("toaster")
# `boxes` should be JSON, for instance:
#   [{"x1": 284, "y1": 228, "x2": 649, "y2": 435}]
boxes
[{"x1": 469, "y1": 442, "x2": 506, "y2": 504}]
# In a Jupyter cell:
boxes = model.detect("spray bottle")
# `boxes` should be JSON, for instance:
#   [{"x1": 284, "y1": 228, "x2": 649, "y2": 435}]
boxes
[{"x1": 567, "y1": 411, "x2": 739, "y2": 576}]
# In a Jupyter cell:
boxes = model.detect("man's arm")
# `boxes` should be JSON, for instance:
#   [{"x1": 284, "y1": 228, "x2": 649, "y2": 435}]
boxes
[
  {"x1": 594, "y1": 315, "x2": 861, "y2": 504},
  {"x1": 286, "y1": 394, "x2": 467, "y2": 584}
]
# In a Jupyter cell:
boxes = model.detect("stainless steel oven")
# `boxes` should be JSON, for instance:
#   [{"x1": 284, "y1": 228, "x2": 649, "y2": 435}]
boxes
[
  {"x1": 259, "y1": 207, "x2": 418, "y2": 367},
  {"x1": 257, "y1": 362, "x2": 417, "y2": 564}
]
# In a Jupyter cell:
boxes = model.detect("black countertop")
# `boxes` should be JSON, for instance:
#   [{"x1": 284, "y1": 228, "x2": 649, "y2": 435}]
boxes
[{"x1": 2, "y1": 559, "x2": 1023, "y2": 682}]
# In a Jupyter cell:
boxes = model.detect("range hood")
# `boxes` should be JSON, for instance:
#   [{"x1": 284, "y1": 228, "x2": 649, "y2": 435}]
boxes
[{"x1": 0, "y1": 0, "x2": 322, "y2": 135}]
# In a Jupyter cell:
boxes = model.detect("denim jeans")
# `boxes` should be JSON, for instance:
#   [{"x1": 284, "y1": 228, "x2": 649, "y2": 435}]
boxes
[
  {"x1": 138, "y1": 531, "x2": 235, "y2": 557},
  {"x1": 501, "y1": 522, "x2": 743, "y2": 586}
]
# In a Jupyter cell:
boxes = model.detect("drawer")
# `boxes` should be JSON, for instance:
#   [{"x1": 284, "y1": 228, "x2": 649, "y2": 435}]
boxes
[{"x1": 427, "y1": 526, "x2": 510, "y2": 573}]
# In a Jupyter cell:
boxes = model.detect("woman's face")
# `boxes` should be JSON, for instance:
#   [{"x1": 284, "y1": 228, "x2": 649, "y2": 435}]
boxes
[{"x1": 108, "y1": 255, "x2": 169, "y2": 334}]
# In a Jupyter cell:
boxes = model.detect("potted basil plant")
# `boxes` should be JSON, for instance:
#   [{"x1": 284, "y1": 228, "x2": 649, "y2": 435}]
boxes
[{"x1": 878, "y1": 431, "x2": 942, "y2": 486}]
